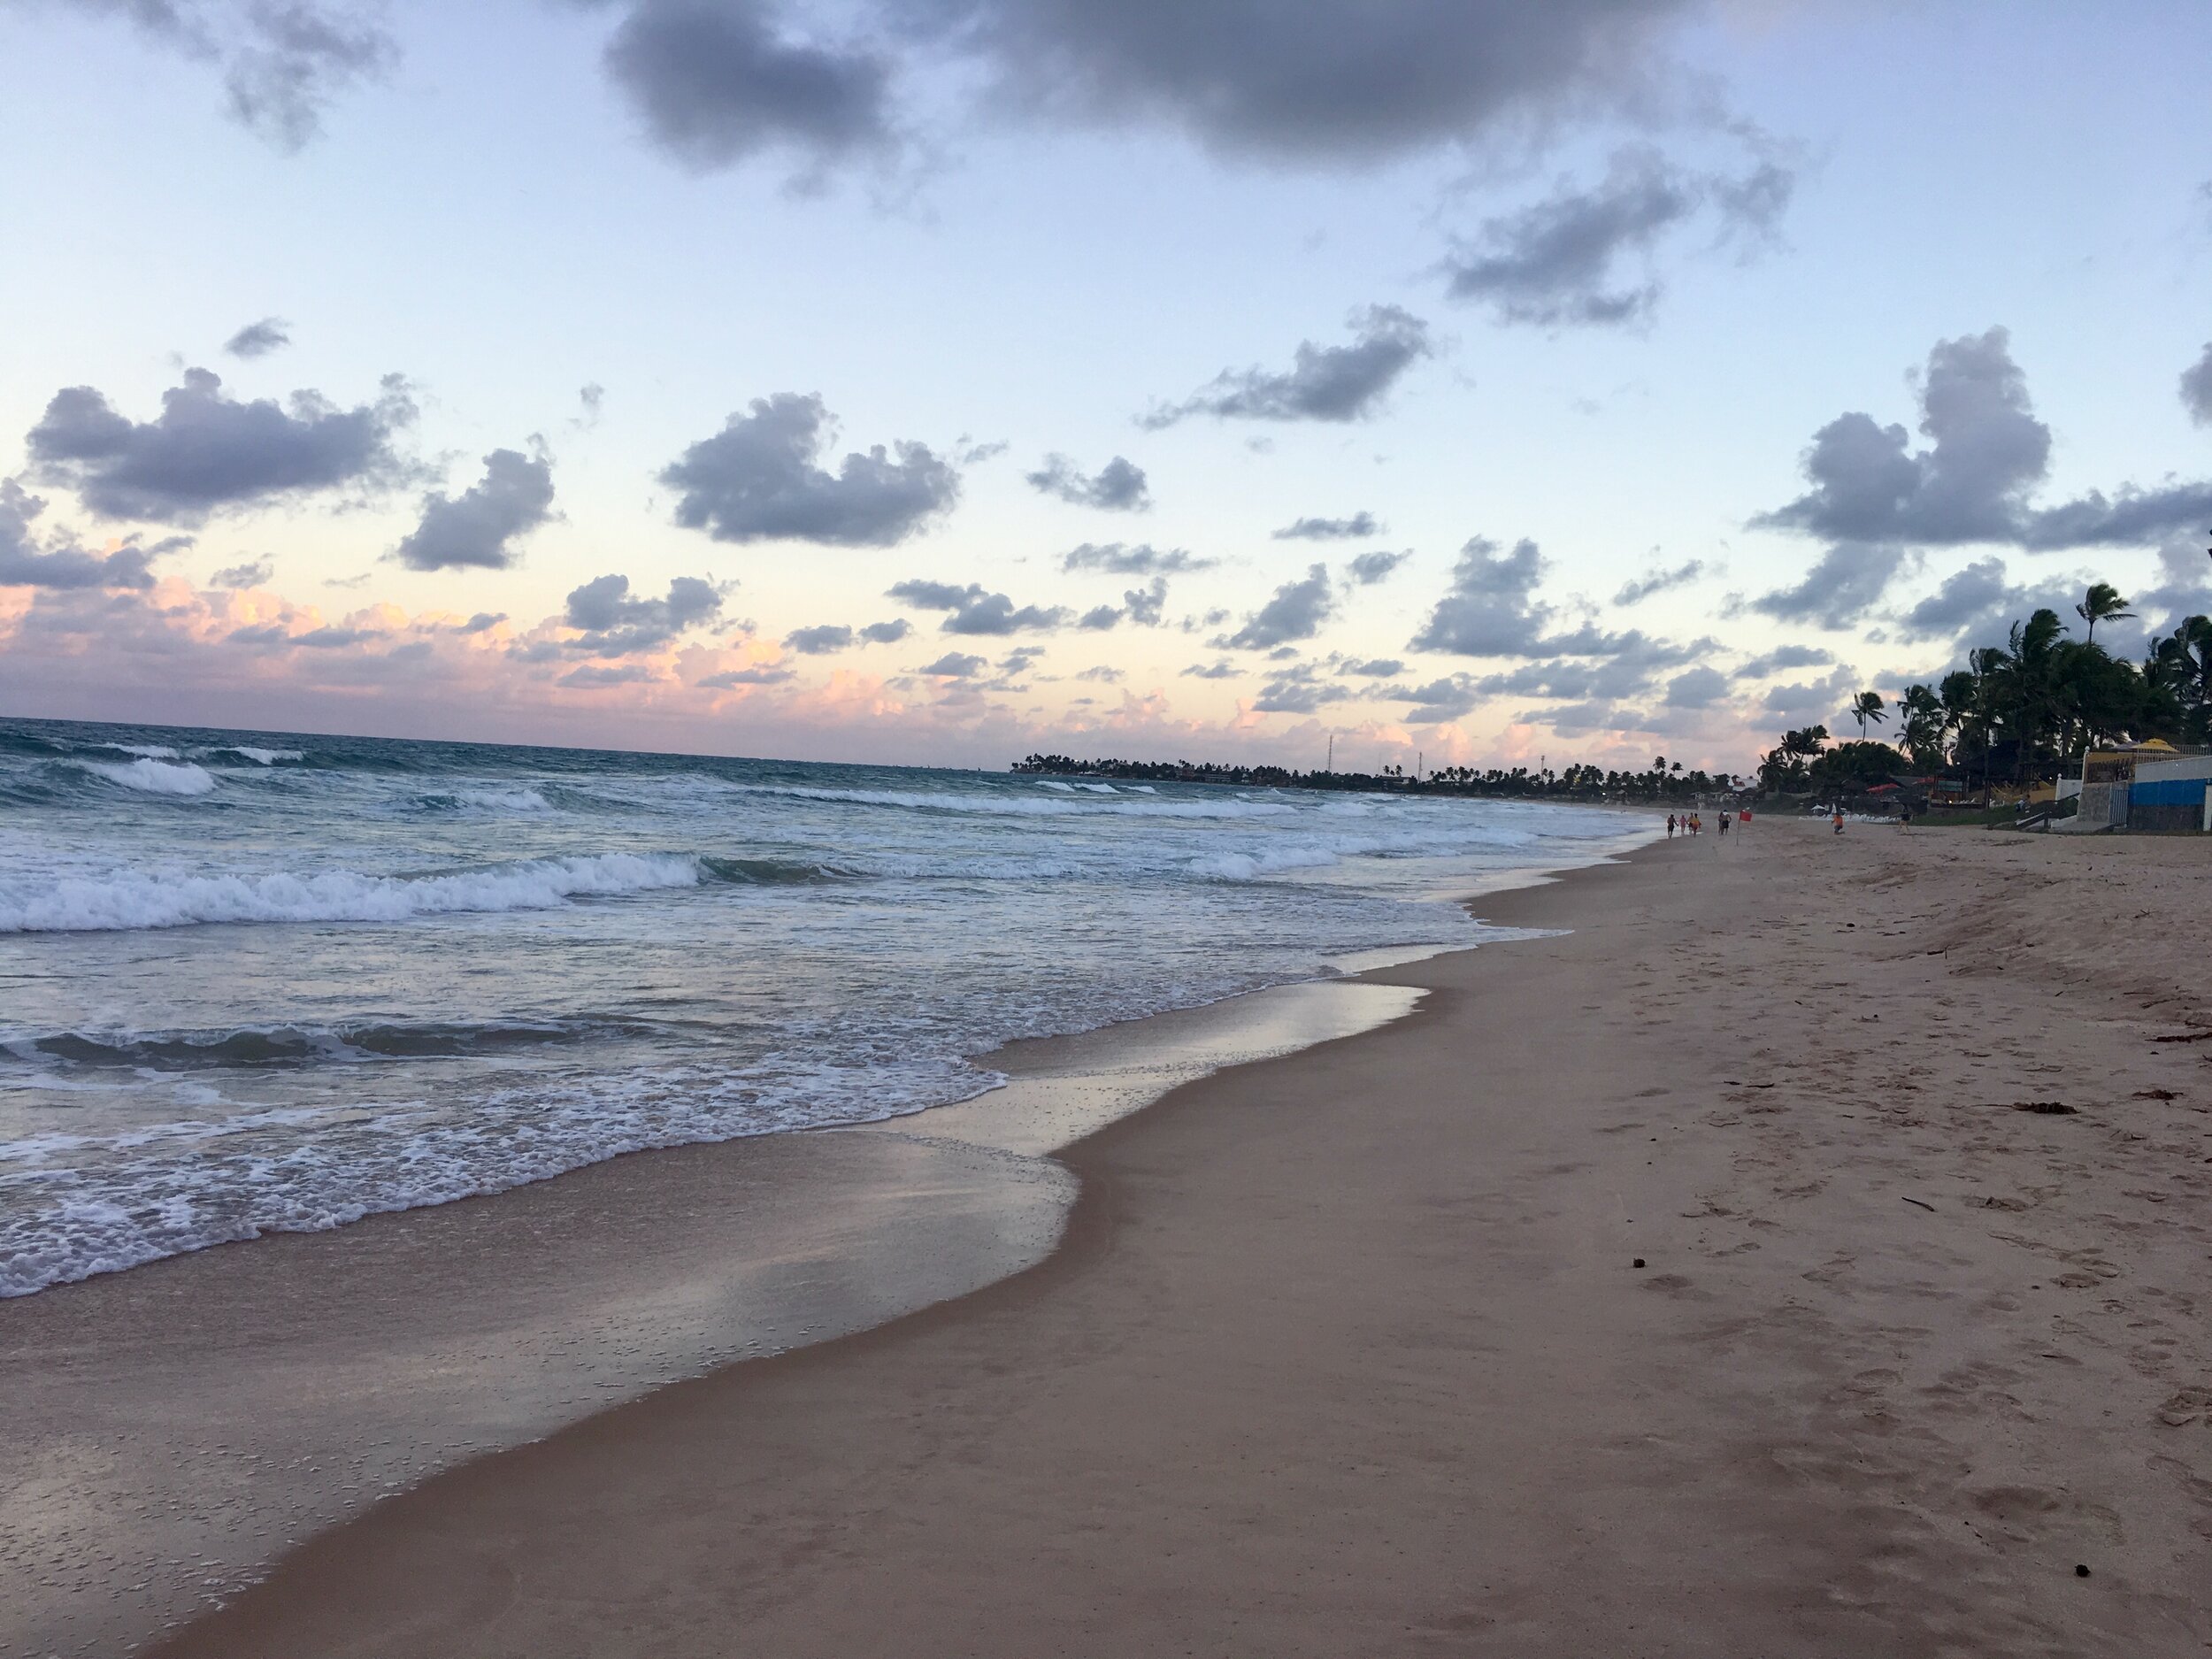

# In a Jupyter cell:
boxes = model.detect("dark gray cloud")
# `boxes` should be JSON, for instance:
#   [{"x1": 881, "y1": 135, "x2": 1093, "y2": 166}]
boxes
[
  {"x1": 858, "y1": 617, "x2": 910, "y2": 643},
  {"x1": 1891, "y1": 557, "x2": 2091, "y2": 653},
  {"x1": 1141, "y1": 305, "x2": 1431, "y2": 428},
  {"x1": 1076, "y1": 576, "x2": 1169, "y2": 631},
  {"x1": 887, "y1": 578, "x2": 1069, "y2": 634},
  {"x1": 1026, "y1": 454, "x2": 1151, "y2": 511},
  {"x1": 1180, "y1": 659, "x2": 1242, "y2": 680},
  {"x1": 1386, "y1": 674, "x2": 1482, "y2": 721},
  {"x1": 209, "y1": 556, "x2": 274, "y2": 588},
  {"x1": 1759, "y1": 326, "x2": 2212, "y2": 552},
  {"x1": 1225, "y1": 563, "x2": 1333, "y2": 649},
  {"x1": 0, "y1": 480, "x2": 159, "y2": 589},
  {"x1": 1458, "y1": 631, "x2": 1702, "y2": 702},
  {"x1": 1761, "y1": 668, "x2": 1855, "y2": 720},
  {"x1": 1446, "y1": 149, "x2": 1792, "y2": 327},
  {"x1": 1519, "y1": 699, "x2": 1639, "y2": 735},
  {"x1": 561, "y1": 663, "x2": 663, "y2": 688},
  {"x1": 391, "y1": 448, "x2": 556, "y2": 572},
  {"x1": 293, "y1": 624, "x2": 380, "y2": 649},
  {"x1": 1346, "y1": 549, "x2": 1408, "y2": 585},
  {"x1": 561, "y1": 572, "x2": 730, "y2": 655},
  {"x1": 1274, "y1": 511, "x2": 1379, "y2": 541},
  {"x1": 2124, "y1": 541, "x2": 2212, "y2": 648},
  {"x1": 783, "y1": 623, "x2": 854, "y2": 654},
  {"x1": 1409, "y1": 534, "x2": 1633, "y2": 657},
  {"x1": 1758, "y1": 329, "x2": 2048, "y2": 545},
  {"x1": 1335, "y1": 656, "x2": 1402, "y2": 677},
  {"x1": 1612, "y1": 557, "x2": 1703, "y2": 605},
  {"x1": 2016, "y1": 482, "x2": 2212, "y2": 551},
  {"x1": 1893, "y1": 557, "x2": 2013, "y2": 644},
  {"x1": 601, "y1": 0, "x2": 892, "y2": 171},
  {"x1": 1734, "y1": 643, "x2": 1832, "y2": 678},
  {"x1": 891, "y1": 0, "x2": 1692, "y2": 164},
  {"x1": 661, "y1": 392, "x2": 958, "y2": 546},
  {"x1": 1747, "y1": 541, "x2": 1910, "y2": 629},
  {"x1": 1251, "y1": 662, "x2": 1354, "y2": 714},
  {"x1": 700, "y1": 664, "x2": 797, "y2": 687},
  {"x1": 224, "y1": 3, "x2": 396, "y2": 150},
  {"x1": 223, "y1": 317, "x2": 291, "y2": 358},
  {"x1": 1663, "y1": 664, "x2": 1728, "y2": 708},
  {"x1": 1074, "y1": 664, "x2": 1124, "y2": 682},
  {"x1": 26, "y1": 366, "x2": 414, "y2": 523},
  {"x1": 2184, "y1": 343, "x2": 2212, "y2": 426},
  {"x1": 1059, "y1": 541, "x2": 1211, "y2": 574},
  {"x1": 53, "y1": 0, "x2": 395, "y2": 150},
  {"x1": 918, "y1": 650, "x2": 987, "y2": 677}
]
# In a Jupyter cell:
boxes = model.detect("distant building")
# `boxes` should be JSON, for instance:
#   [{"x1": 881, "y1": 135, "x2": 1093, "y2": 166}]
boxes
[
  {"x1": 2069, "y1": 741, "x2": 2210, "y2": 833},
  {"x1": 2129, "y1": 752, "x2": 2212, "y2": 834}
]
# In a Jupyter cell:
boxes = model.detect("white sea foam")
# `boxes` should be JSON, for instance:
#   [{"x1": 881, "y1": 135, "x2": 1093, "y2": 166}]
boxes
[
  {"x1": 212, "y1": 746, "x2": 303, "y2": 765},
  {"x1": 75, "y1": 757, "x2": 218, "y2": 796},
  {"x1": 0, "y1": 851, "x2": 702, "y2": 933}
]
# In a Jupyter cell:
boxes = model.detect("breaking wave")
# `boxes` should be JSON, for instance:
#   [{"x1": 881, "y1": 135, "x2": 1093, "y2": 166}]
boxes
[
  {"x1": 0, "y1": 851, "x2": 704, "y2": 933},
  {"x1": 73, "y1": 757, "x2": 219, "y2": 796}
]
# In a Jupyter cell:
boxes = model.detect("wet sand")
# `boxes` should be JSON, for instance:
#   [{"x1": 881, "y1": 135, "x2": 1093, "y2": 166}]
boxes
[{"x1": 0, "y1": 956, "x2": 1430, "y2": 1656}]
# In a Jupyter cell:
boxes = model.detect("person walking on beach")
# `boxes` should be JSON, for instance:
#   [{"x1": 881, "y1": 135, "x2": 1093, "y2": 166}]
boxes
[
  {"x1": 1667, "y1": 814, "x2": 1677, "y2": 838},
  {"x1": 1832, "y1": 808, "x2": 1846, "y2": 834},
  {"x1": 1717, "y1": 811, "x2": 1729, "y2": 839}
]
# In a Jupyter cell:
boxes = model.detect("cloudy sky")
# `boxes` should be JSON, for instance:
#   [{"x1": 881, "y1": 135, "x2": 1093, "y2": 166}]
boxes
[{"x1": 3, "y1": 0, "x2": 2208, "y2": 772}]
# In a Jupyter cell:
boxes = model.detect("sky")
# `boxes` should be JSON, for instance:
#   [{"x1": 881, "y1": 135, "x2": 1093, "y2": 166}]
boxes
[{"x1": 2, "y1": 0, "x2": 2208, "y2": 774}]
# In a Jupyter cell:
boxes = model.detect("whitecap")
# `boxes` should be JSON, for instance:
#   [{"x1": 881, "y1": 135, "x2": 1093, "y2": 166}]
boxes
[
  {"x1": 0, "y1": 850, "x2": 703, "y2": 933},
  {"x1": 74, "y1": 758, "x2": 218, "y2": 796}
]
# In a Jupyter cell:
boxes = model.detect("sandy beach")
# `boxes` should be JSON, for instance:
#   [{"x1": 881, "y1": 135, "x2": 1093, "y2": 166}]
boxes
[{"x1": 37, "y1": 817, "x2": 2212, "y2": 1654}]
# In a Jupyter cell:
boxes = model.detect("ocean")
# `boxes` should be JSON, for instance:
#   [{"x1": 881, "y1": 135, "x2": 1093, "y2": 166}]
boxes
[{"x1": 0, "y1": 716, "x2": 1652, "y2": 1298}]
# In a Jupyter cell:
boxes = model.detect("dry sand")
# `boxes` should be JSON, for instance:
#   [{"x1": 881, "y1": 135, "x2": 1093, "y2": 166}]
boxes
[{"x1": 113, "y1": 820, "x2": 2212, "y2": 1652}]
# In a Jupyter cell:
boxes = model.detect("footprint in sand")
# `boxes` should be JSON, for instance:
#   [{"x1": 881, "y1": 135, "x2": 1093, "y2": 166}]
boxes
[{"x1": 2156, "y1": 1388, "x2": 2212, "y2": 1427}]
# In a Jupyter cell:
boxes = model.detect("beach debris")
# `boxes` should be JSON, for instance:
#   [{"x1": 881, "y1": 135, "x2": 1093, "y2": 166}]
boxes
[
  {"x1": 1632, "y1": 1257, "x2": 1646, "y2": 1269},
  {"x1": 2133, "y1": 1087, "x2": 2179, "y2": 1101},
  {"x1": 2076, "y1": 1564, "x2": 2092, "y2": 1578},
  {"x1": 2009, "y1": 1101, "x2": 2077, "y2": 1115},
  {"x1": 1901, "y1": 1196, "x2": 1936, "y2": 1211}
]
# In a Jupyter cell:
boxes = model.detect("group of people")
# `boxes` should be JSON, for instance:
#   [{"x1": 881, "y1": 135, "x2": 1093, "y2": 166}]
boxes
[
  {"x1": 1663, "y1": 814, "x2": 1752, "y2": 845},
  {"x1": 1665, "y1": 809, "x2": 1747, "y2": 840}
]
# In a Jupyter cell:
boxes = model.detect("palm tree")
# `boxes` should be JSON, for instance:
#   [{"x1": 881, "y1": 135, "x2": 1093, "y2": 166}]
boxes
[
  {"x1": 1848, "y1": 689, "x2": 1886, "y2": 739},
  {"x1": 2075, "y1": 582, "x2": 2133, "y2": 645},
  {"x1": 1899, "y1": 683, "x2": 1946, "y2": 767}
]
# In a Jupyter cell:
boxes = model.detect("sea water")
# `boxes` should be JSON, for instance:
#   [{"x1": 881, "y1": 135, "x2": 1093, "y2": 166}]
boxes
[{"x1": 0, "y1": 716, "x2": 1651, "y2": 1296}]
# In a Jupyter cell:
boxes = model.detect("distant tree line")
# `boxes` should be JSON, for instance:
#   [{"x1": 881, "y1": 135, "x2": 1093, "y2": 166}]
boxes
[
  {"x1": 1011, "y1": 753, "x2": 1740, "y2": 803},
  {"x1": 1757, "y1": 579, "x2": 2211, "y2": 797}
]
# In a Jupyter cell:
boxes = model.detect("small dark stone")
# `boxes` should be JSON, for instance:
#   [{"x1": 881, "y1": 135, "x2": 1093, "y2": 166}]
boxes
[
  {"x1": 2075, "y1": 1564, "x2": 2091, "y2": 1578},
  {"x1": 1632, "y1": 1258, "x2": 1647, "y2": 1270}
]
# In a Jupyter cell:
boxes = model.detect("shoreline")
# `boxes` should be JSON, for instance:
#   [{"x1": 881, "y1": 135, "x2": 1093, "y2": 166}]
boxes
[
  {"x1": 0, "y1": 837, "x2": 1647, "y2": 1658},
  {"x1": 141, "y1": 815, "x2": 2212, "y2": 1657}
]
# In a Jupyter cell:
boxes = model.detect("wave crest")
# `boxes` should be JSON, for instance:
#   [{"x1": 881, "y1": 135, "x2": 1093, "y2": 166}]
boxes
[
  {"x1": 74, "y1": 757, "x2": 218, "y2": 796},
  {"x1": 0, "y1": 851, "x2": 703, "y2": 933}
]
